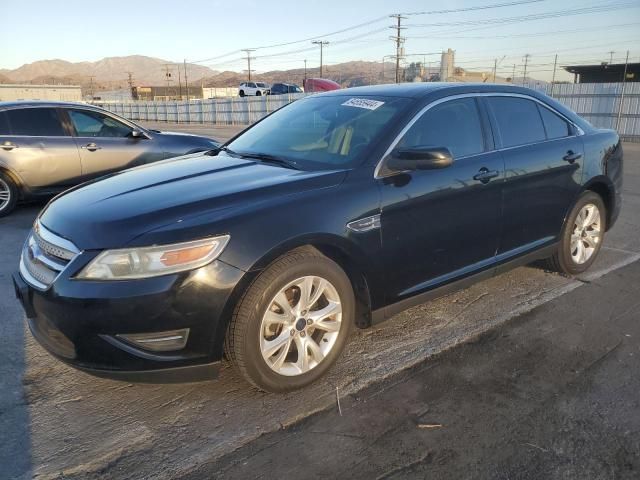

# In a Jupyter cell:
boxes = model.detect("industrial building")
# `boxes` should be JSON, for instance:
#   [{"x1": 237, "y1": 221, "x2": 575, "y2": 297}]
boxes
[
  {"x1": 0, "y1": 84, "x2": 82, "y2": 101},
  {"x1": 563, "y1": 62, "x2": 639, "y2": 83}
]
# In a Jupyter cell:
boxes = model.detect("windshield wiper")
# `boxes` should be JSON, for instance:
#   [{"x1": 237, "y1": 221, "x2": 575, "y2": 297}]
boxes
[
  {"x1": 206, "y1": 145, "x2": 239, "y2": 156},
  {"x1": 238, "y1": 152, "x2": 300, "y2": 170}
]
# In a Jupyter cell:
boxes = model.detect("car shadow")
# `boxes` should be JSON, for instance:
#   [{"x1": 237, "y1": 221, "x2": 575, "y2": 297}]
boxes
[{"x1": 0, "y1": 205, "x2": 41, "y2": 479}]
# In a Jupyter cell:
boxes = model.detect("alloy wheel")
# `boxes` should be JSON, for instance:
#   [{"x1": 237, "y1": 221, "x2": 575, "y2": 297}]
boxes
[
  {"x1": 570, "y1": 203, "x2": 602, "y2": 264},
  {"x1": 0, "y1": 177, "x2": 11, "y2": 212},
  {"x1": 260, "y1": 275, "x2": 342, "y2": 376}
]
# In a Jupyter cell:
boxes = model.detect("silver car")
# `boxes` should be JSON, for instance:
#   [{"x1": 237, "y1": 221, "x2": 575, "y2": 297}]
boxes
[{"x1": 0, "y1": 101, "x2": 219, "y2": 216}]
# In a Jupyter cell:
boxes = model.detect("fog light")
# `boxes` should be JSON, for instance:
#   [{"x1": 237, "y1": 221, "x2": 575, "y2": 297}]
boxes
[{"x1": 117, "y1": 328, "x2": 189, "y2": 352}]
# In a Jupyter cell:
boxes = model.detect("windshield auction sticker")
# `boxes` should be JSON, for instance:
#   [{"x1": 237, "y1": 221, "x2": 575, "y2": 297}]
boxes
[{"x1": 341, "y1": 98, "x2": 385, "y2": 110}]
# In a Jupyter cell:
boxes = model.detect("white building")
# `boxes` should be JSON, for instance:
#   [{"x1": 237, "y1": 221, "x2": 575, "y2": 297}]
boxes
[
  {"x1": 0, "y1": 84, "x2": 82, "y2": 102},
  {"x1": 440, "y1": 49, "x2": 455, "y2": 82}
]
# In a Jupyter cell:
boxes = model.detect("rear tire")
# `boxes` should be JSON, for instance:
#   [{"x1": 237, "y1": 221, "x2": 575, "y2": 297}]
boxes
[
  {"x1": 545, "y1": 191, "x2": 606, "y2": 275},
  {"x1": 225, "y1": 247, "x2": 354, "y2": 392},
  {"x1": 0, "y1": 172, "x2": 18, "y2": 218}
]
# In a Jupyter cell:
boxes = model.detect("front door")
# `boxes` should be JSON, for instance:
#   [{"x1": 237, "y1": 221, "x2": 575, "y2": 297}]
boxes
[
  {"x1": 378, "y1": 96, "x2": 504, "y2": 304},
  {"x1": 65, "y1": 108, "x2": 159, "y2": 181}
]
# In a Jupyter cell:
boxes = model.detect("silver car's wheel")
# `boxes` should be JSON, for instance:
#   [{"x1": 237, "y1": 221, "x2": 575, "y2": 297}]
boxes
[
  {"x1": 260, "y1": 275, "x2": 342, "y2": 376},
  {"x1": 570, "y1": 203, "x2": 602, "y2": 265},
  {"x1": 0, "y1": 173, "x2": 18, "y2": 217},
  {"x1": 0, "y1": 177, "x2": 10, "y2": 210}
]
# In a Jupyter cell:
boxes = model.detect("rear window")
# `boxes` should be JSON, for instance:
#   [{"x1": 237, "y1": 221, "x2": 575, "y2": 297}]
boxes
[
  {"x1": 5, "y1": 107, "x2": 66, "y2": 136},
  {"x1": 488, "y1": 97, "x2": 546, "y2": 148}
]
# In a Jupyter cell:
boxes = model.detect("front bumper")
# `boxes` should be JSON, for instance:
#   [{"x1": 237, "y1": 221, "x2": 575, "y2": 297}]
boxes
[{"x1": 13, "y1": 258, "x2": 245, "y2": 383}]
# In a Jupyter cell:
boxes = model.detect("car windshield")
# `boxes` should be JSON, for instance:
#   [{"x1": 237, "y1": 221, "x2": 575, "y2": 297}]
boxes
[{"x1": 226, "y1": 95, "x2": 410, "y2": 170}]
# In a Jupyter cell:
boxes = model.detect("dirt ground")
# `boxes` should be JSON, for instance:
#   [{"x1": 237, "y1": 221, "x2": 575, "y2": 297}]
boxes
[{"x1": 1, "y1": 136, "x2": 639, "y2": 480}]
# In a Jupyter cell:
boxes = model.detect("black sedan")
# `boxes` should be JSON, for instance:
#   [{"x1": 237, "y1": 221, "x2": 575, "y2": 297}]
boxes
[{"x1": 14, "y1": 83, "x2": 623, "y2": 392}]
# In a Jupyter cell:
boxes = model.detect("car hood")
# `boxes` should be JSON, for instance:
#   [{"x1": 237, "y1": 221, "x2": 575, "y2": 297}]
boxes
[{"x1": 39, "y1": 153, "x2": 347, "y2": 250}]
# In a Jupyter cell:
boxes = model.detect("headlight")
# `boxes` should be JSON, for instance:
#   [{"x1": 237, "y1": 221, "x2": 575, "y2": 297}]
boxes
[{"x1": 76, "y1": 235, "x2": 230, "y2": 280}]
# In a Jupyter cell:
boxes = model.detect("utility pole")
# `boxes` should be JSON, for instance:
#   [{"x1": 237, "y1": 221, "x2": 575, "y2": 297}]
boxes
[
  {"x1": 493, "y1": 59, "x2": 497, "y2": 83},
  {"x1": 304, "y1": 59, "x2": 307, "y2": 81},
  {"x1": 616, "y1": 50, "x2": 630, "y2": 131},
  {"x1": 522, "y1": 54, "x2": 531, "y2": 86},
  {"x1": 389, "y1": 14, "x2": 406, "y2": 84},
  {"x1": 183, "y1": 59, "x2": 189, "y2": 100},
  {"x1": 177, "y1": 66, "x2": 183, "y2": 99},
  {"x1": 88, "y1": 75, "x2": 95, "y2": 98},
  {"x1": 608, "y1": 51, "x2": 615, "y2": 64},
  {"x1": 242, "y1": 49, "x2": 255, "y2": 81},
  {"x1": 511, "y1": 64, "x2": 516, "y2": 83},
  {"x1": 162, "y1": 64, "x2": 173, "y2": 97},
  {"x1": 312, "y1": 41, "x2": 329, "y2": 78},
  {"x1": 550, "y1": 54, "x2": 558, "y2": 97}
]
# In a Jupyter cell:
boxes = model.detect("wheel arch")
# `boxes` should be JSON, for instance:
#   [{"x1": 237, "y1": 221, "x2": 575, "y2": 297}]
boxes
[
  {"x1": 213, "y1": 234, "x2": 374, "y2": 356},
  {"x1": 582, "y1": 176, "x2": 615, "y2": 230},
  {"x1": 0, "y1": 165, "x2": 25, "y2": 199}
]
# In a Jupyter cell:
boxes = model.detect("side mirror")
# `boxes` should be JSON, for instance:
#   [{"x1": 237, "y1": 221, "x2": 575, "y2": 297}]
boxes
[
  {"x1": 130, "y1": 129, "x2": 148, "y2": 139},
  {"x1": 387, "y1": 146, "x2": 453, "y2": 171}
]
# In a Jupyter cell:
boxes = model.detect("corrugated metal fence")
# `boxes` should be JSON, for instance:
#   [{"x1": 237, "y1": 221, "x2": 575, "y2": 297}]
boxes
[
  {"x1": 94, "y1": 83, "x2": 640, "y2": 142},
  {"x1": 93, "y1": 93, "x2": 306, "y2": 126}
]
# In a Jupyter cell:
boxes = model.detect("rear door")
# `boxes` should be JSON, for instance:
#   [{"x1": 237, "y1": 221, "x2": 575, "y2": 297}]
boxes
[
  {"x1": 485, "y1": 95, "x2": 583, "y2": 254},
  {"x1": 65, "y1": 108, "x2": 161, "y2": 180},
  {"x1": 0, "y1": 107, "x2": 81, "y2": 190}
]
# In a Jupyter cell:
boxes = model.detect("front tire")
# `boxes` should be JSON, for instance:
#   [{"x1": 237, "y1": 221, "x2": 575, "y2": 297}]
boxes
[
  {"x1": 545, "y1": 191, "x2": 606, "y2": 275},
  {"x1": 0, "y1": 172, "x2": 18, "y2": 218},
  {"x1": 225, "y1": 247, "x2": 354, "y2": 392}
]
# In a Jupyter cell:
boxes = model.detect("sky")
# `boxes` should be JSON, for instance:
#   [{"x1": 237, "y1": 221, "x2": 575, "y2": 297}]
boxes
[{"x1": 1, "y1": 0, "x2": 639, "y2": 82}]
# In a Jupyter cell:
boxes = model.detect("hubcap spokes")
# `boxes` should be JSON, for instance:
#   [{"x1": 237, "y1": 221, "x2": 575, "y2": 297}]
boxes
[
  {"x1": 0, "y1": 179, "x2": 9, "y2": 209},
  {"x1": 260, "y1": 276, "x2": 342, "y2": 376},
  {"x1": 571, "y1": 203, "x2": 601, "y2": 264}
]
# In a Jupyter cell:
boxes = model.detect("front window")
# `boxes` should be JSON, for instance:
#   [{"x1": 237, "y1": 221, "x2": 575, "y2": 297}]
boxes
[
  {"x1": 226, "y1": 95, "x2": 410, "y2": 170},
  {"x1": 69, "y1": 110, "x2": 133, "y2": 138},
  {"x1": 256, "y1": 82, "x2": 267, "y2": 88}
]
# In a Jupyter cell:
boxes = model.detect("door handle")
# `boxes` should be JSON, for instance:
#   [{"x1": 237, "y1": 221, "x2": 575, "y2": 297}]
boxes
[
  {"x1": 82, "y1": 143, "x2": 102, "y2": 151},
  {"x1": 563, "y1": 150, "x2": 582, "y2": 163},
  {"x1": 473, "y1": 168, "x2": 500, "y2": 184},
  {"x1": 1, "y1": 141, "x2": 18, "y2": 151}
]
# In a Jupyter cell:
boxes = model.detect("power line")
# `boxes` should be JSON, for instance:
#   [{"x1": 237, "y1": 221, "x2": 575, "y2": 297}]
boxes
[
  {"x1": 402, "y1": 0, "x2": 545, "y2": 16},
  {"x1": 405, "y1": 2, "x2": 639, "y2": 28}
]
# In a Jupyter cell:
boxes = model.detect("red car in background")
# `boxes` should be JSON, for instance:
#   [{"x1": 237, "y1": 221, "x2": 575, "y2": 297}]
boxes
[{"x1": 302, "y1": 78, "x2": 341, "y2": 93}]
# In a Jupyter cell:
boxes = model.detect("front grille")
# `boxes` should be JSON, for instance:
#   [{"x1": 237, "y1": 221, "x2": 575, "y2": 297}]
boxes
[{"x1": 20, "y1": 221, "x2": 80, "y2": 290}]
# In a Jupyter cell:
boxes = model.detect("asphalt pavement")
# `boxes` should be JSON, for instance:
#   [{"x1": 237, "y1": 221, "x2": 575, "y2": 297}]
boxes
[
  {"x1": 188, "y1": 259, "x2": 640, "y2": 480},
  {"x1": 1, "y1": 138, "x2": 638, "y2": 479}
]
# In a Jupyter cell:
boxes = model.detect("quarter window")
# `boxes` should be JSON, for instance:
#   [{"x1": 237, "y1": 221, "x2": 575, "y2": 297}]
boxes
[
  {"x1": 488, "y1": 97, "x2": 546, "y2": 148},
  {"x1": 538, "y1": 105, "x2": 571, "y2": 139},
  {"x1": 399, "y1": 97, "x2": 485, "y2": 158},
  {"x1": 69, "y1": 110, "x2": 132, "y2": 137},
  {"x1": 5, "y1": 108, "x2": 66, "y2": 136}
]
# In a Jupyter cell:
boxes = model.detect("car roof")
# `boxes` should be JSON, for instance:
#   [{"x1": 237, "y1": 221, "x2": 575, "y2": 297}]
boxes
[
  {"x1": 0, "y1": 100, "x2": 106, "y2": 111},
  {"x1": 316, "y1": 82, "x2": 545, "y2": 99}
]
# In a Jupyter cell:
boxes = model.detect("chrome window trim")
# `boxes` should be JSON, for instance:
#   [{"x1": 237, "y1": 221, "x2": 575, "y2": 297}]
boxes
[{"x1": 373, "y1": 92, "x2": 584, "y2": 179}]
